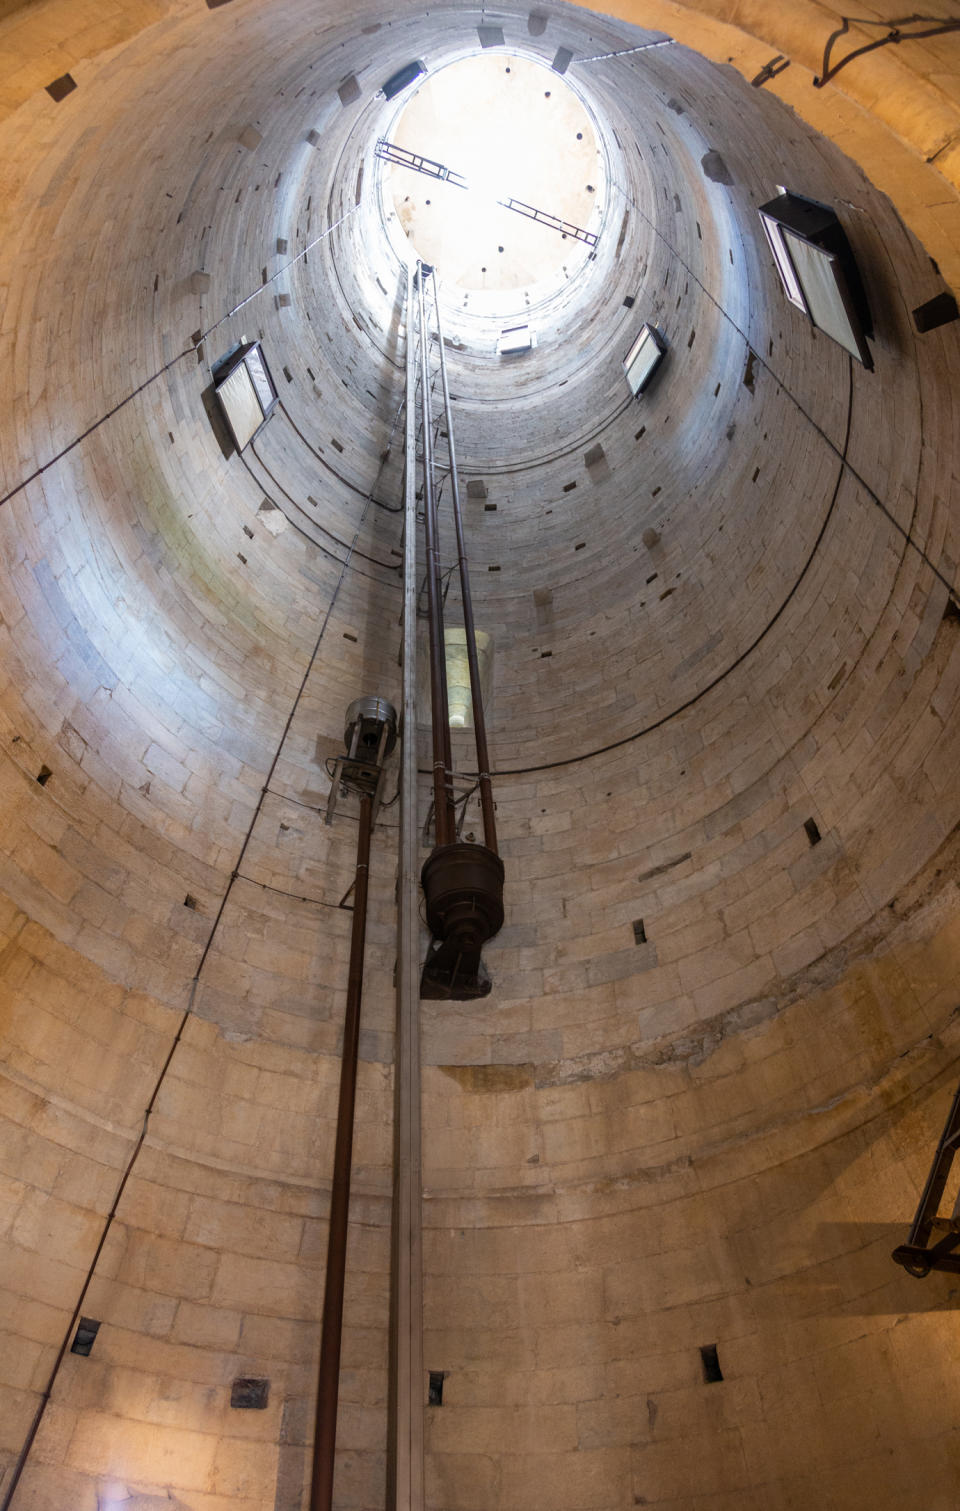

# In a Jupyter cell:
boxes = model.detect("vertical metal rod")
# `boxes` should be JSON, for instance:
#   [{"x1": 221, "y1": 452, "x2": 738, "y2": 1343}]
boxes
[
  {"x1": 310, "y1": 788, "x2": 374, "y2": 1511},
  {"x1": 417, "y1": 265, "x2": 455, "y2": 847},
  {"x1": 431, "y1": 275, "x2": 498, "y2": 855},
  {"x1": 909, "y1": 1079, "x2": 960, "y2": 1247},
  {"x1": 388, "y1": 258, "x2": 425, "y2": 1511}
]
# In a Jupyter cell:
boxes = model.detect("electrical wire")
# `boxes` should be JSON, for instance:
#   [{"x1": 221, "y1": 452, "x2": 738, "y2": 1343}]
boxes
[
  {"x1": 420, "y1": 354, "x2": 857, "y2": 782},
  {"x1": 0, "y1": 373, "x2": 382, "y2": 1511},
  {"x1": 246, "y1": 442, "x2": 401, "y2": 576},
  {"x1": 0, "y1": 207, "x2": 359, "y2": 513},
  {"x1": 277, "y1": 397, "x2": 405, "y2": 514},
  {"x1": 608, "y1": 173, "x2": 960, "y2": 607}
]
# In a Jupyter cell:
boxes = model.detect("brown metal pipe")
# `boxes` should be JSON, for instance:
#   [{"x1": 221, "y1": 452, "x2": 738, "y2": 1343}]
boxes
[
  {"x1": 431, "y1": 276, "x2": 498, "y2": 855},
  {"x1": 310, "y1": 787, "x2": 374, "y2": 1511},
  {"x1": 416, "y1": 265, "x2": 455, "y2": 847}
]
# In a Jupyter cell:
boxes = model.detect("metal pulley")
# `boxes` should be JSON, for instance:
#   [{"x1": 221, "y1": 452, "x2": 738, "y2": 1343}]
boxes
[
  {"x1": 325, "y1": 695, "x2": 398, "y2": 825},
  {"x1": 420, "y1": 841, "x2": 505, "y2": 998},
  {"x1": 344, "y1": 695, "x2": 398, "y2": 761}
]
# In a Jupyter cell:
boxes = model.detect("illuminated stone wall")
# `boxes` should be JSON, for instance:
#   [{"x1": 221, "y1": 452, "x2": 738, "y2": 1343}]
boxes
[{"x1": 0, "y1": 1, "x2": 959, "y2": 1508}]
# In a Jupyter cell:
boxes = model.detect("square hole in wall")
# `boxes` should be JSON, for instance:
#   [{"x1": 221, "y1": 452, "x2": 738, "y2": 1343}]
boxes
[
  {"x1": 912, "y1": 292, "x2": 958, "y2": 333},
  {"x1": 700, "y1": 1344, "x2": 723, "y2": 1383},
  {"x1": 46, "y1": 73, "x2": 77, "y2": 102},
  {"x1": 231, "y1": 1378, "x2": 270, "y2": 1409},
  {"x1": 428, "y1": 1370, "x2": 445, "y2": 1405}
]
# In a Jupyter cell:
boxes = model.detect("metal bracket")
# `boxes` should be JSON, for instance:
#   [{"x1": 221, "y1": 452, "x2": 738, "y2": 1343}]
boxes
[
  {"x1": 814, "y1": 15, "x2": 960, "y2": 90},
  {"x1": 375, "y1": 138, "x2": 599, "y2": 247},
  {"x1": 892, "y1": 1077, "x2": 960, "y2": 1277},
  {"x1": 375, "y1": 138, "x2": 469, "y2": 189},
  {"x1": 751, "y1": 54, "x2": 790, "y2": 88},
  {"x1": 324, "y1": 715, "x2": 394, "y2": 827}
]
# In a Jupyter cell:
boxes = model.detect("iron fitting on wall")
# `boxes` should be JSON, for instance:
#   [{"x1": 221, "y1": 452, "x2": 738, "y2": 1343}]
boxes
[{"x1": 344, "y1": 694, "x2": 398, "y2": 760}]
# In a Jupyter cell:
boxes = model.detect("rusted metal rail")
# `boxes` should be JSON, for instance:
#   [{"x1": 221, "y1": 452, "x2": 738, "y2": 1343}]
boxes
[
  {"x1": 310, "y1": 787, "x2": 374, "y2": 1511},
  {"x1": 431, "y1": 274, "x2": 497, "y2": 856}
]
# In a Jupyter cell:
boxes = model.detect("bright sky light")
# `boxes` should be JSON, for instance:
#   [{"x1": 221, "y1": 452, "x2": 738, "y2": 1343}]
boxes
[{"x1": 386, "y1": 53, "x2": 604, "y2": 293}]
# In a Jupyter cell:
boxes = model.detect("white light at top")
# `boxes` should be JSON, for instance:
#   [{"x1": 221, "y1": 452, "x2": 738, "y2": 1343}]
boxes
[{"x1": 386, "y1": 52, "x2": 605, "y2": 294}]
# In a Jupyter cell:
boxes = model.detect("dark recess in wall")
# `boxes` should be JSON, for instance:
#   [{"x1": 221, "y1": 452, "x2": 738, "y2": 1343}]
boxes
[
  {"x1": 45, "y1": 73, "x2": 76, "y2": 101},
  {"x1": 700, "y1": 1345, "x2": 723, "y2": 1383}
]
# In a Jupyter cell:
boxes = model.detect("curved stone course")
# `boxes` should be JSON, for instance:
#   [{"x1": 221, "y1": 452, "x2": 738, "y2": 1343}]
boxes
[{"x1": 0, "y1": 1, "x2": 959, "y2": 1508}]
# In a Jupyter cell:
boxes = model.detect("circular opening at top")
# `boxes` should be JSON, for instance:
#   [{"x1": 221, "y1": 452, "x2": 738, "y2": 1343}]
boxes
[{"x1": 383, "y1": 53, "x2": 605, "y2": 295}]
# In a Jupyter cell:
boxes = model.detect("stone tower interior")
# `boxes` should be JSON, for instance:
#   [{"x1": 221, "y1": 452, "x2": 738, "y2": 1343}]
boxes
[{"x1": 2, "y1": 1, "x2": 960, "y2": 1508}]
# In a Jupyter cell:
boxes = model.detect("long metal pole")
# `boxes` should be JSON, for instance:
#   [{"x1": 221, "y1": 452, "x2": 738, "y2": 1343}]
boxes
[
  {"x1": 388, "y1": 258, "x2": 425, "y2": 1510},
  {"x1": 310, "y1": 788, "x2": 374, "y2": 1511},
  {"x1": 417, "y1": 265, "x2": 455, "y2": 847},
  {"x1": 431, "y1": 276, "x2": 498, "y2": 855}
]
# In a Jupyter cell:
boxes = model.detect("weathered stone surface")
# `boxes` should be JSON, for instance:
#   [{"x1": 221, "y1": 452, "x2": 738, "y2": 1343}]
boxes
[{"x1": 0, "y1": 1, "x2": 959, "y2": 1509}]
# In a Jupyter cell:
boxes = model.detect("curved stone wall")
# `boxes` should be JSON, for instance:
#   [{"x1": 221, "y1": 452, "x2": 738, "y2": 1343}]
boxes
[{"x1": 1, "y1": 1, "x2": 959, "y2": 1509}]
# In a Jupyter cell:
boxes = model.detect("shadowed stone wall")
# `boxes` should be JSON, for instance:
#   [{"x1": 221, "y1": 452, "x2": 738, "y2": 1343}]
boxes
[{"x1": 1, "y1": 1, "x2": 959, "y2": 1508}]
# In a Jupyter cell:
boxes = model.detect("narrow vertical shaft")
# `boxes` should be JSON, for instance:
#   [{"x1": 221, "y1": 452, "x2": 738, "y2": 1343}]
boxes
[
  {"x1": 388, "y1": 258, "x2": 425, "y2": 1510},
  {"x1": 417, "y1": 266, "x2": 455, "y2": 846},
  {"x1": 431, "y1": 276, "x2": 498, "y2": 855},
  {"x1": 310, "y1": 788, "x2": 374, "y2": 1511}
]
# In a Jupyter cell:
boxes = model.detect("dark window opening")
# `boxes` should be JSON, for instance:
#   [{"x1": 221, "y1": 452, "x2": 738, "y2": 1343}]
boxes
[
  {"x1": 700, "y1": 1344, "x2": 723, "y2": 1383},
  {"x1": 633, "y1": 919, "x2": 646, "y2": 945},
  {"x1": 804, "y1": 818, "x2": 822, "y2": 846},
  {"x1": 428, "y1": 1370, "x2": 445, "y2": 1406},
  {"x1": 36, "y1": 766, "x2": 52, "y2": 786}
]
